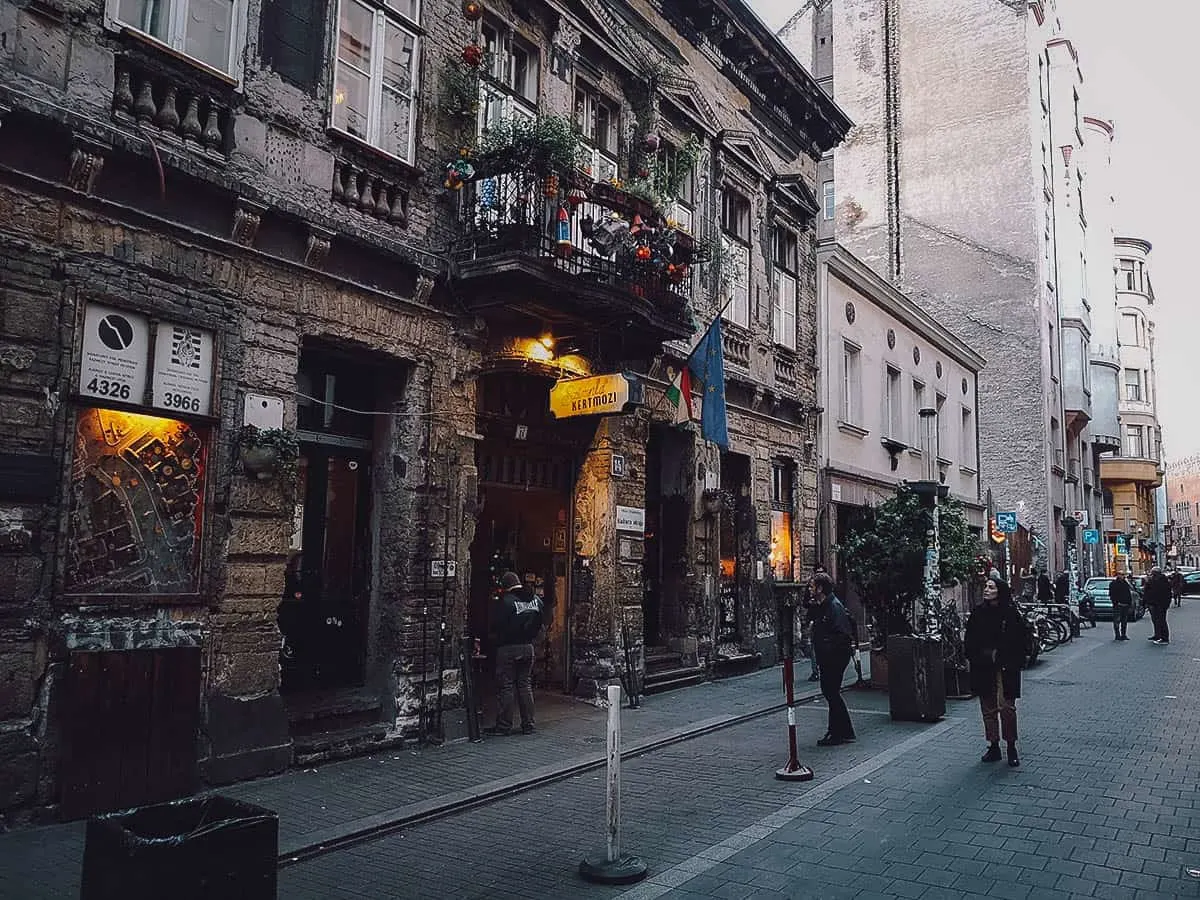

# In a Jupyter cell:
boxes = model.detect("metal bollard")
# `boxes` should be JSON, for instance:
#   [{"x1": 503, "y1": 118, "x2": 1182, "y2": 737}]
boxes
[{"x1": 578, "y1": 684, "x2": 648, "y2": 885}]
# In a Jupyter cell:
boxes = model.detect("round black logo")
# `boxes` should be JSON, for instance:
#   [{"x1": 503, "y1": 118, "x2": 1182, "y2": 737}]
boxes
[{"x1": 97, "y1": 314, "x2": 135, "y2": 351}]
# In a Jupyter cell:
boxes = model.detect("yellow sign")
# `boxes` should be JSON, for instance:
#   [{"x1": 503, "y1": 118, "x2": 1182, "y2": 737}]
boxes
[{"x1": 549, "y1": 374, "x2": 638, "y2": 419}]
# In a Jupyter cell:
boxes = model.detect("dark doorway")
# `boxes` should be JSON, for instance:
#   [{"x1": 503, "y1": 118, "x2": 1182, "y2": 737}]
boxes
[
  {"x1": 280, "y1": 345, "x2": 378, "y2": 692},
  {"x1": 643, "y1": 426, "x2": 691, "y2": 647},
  {"x1": 718, "y1": 453, "x2": 753, "y2": 646}
]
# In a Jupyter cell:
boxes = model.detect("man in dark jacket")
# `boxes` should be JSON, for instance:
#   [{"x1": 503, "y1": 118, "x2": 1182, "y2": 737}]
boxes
[
  {"x1": 808, "y1": 572, "x2": 855, "y2": 746},
  {"x1": 1054, "y1": 571, "x2": 1070, "y2": 604},
  {"x1": 485, "y1": 572, "x2": 543, "y2": 735},
  {"x1": 1109, "y1": 572, "x2": 1133, "y2": 640},
  {"x1": 1144, "y1": 566, "x2": 1171, "y2": 645}
]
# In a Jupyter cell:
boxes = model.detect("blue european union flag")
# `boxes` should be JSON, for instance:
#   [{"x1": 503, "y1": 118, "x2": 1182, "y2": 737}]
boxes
[{"x1": 687, "y1": 317, "x2": 729, "y2": 450}]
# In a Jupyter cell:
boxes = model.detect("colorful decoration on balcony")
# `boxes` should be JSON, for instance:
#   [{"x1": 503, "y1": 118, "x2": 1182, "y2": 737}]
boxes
[
  {"x1": 461, "y1": 0, "x2": 484, "y2": 21},
  {"x1": 444, "y1": 153, "x2": 474, "y2": 190},
  {"x1": 462, "y1": 43, "x2": 484, "y2": 68},
  {"x1": 566, "y1": 187, "x2": 588, "y2": 209},
  {"x1": 555, "y1": 206, "x2": 573, "y2": 258}
]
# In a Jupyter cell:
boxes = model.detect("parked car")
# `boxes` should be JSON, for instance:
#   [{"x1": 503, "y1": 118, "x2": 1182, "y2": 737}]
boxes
[
  {"x1": 1080, "y1": 577, "x2": 1145, "y2": 620},
  {"x1": 1180, "y1": 571, "x2": 1200, "y2": 596}
]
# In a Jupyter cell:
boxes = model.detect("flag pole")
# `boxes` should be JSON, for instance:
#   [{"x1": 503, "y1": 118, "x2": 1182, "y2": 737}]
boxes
[{"x1": 645, "y1": 298, "x2": 734, "y2": 419}]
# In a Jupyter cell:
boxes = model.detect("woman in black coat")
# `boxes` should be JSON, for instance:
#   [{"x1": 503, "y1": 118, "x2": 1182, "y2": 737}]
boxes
[{"x1": 964, "y1": 576, "x2": 1028, "y2": 766}]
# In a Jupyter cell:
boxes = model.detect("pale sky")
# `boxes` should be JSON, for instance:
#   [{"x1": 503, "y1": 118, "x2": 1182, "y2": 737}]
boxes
[{"x1": 745, "y1": 0, "x2": 1198, "y2": 459}]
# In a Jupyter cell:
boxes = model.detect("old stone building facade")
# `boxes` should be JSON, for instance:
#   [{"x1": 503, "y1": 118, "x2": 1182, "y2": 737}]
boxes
[{"x1": 0, "y1": 0, "x2": 846, "y2": 821}]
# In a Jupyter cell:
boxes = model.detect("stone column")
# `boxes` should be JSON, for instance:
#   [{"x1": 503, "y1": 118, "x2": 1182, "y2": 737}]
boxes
[{"x1": 570, "y1": 414, "x2": 647, "y2": 702}]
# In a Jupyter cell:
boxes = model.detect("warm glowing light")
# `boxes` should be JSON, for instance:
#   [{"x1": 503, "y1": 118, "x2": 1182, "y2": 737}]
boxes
[{"x1": 539, "y1": 334, "x2": 555, "y2": 350}]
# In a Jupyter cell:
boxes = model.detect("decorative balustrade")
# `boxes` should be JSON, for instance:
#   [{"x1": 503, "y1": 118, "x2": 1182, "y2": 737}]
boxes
[
  {"x1": 722, "y1": 328, "x2": 751, "y2": 370},
  {"x1": 332, "y1": 160, "x2": 409, "y2": 226},
  {"x1": 774, "y1": 354, "x2": 797, "y2": 390},
  {"x1": 111, "y1": 58, "x2": 233, "y2": 158}
]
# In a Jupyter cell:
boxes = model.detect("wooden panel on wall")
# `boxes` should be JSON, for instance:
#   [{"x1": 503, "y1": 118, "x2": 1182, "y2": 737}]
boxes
[{"x1": 61, "y1": 648, "x2": 202, "y2": 819}]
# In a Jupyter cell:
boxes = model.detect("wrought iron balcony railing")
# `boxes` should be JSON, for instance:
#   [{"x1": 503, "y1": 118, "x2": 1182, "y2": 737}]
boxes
[{"x1": 453, "y1": 172, "x2": 696, "y2": 329}]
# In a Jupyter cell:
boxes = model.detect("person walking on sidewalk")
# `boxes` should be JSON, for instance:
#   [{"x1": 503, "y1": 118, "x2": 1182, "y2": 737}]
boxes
[
  {"x1": 1170, "y1": 568, "x2": 1183, "y2": 609},
  {"x1": 1109, "y1": 571, "x2": 1133, "y2": 641},
  {"x1": 808, "y1": 572, "x2": 856, "y2": 747},
  {"x1": 964, "y1": 576, "x2": 1026, "y2": 767},
  {"x1": 484, "y1": 572, "x2": 545, "y2": 736},
  {"x1": 1144, "y1": 566, "x2": 1171, "y2": 645}
]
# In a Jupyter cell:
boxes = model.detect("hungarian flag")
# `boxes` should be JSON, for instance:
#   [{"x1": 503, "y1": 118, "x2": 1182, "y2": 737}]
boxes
[{"x1": 667, "y1": 366, "x2": 694, "y2": 425}]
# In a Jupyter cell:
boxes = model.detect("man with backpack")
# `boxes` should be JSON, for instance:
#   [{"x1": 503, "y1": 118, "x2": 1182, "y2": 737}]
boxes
[{"x1": 485, "y1": 572, "x2": 545, "y2": 736}]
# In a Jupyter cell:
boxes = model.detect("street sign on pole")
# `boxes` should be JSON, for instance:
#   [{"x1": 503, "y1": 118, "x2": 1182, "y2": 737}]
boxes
[
  {"x1": 1082, "y1": 529, "x2": 1100, "y2": 545},
  {"x1": 1115, "y1": 537, "x2": 1127, "y2": 554},
  {"x1": 997, "y1": 511, "x2": 1018, "y2": 533}
]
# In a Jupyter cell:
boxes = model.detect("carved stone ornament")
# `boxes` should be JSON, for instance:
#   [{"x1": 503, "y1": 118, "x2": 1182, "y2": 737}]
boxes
[
  {"x1": 415, "y1": 274, "x2": 435, "y2": 306},
  {"x1": 936, "y1": 361, "x2": 943, "y2": 378},
  {"x1": 67, "y1": 143, "x2": 107, "y2": 194},
  {"x1": 962, "y1": 377, "x2": 969, "y2": 395},
  {"x1": 886, "y1": 328, "x2": 895, "y2": 349},
  {"x1": 231, "y1": 198, "x2": 267, "y2": 246},
  {"x1": 0, "y1": 346, "x2": 35, "y2": 370},
  {"x1": 304, "y1": 226, "x2": 334, "y2": 268},
  {"x1": 845, "y1": 301, "x2": 856, "y2": 324},
  {"x1": 913, "y1": 346, "x2": 921, "y2": 365}
]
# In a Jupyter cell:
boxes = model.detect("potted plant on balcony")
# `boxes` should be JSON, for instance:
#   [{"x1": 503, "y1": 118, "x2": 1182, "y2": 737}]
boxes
[
  {"x1": 471, "y1": 114, "x2": 582, "y2": 179},
  {"x1": 238, "y1": 425, "x2": 300, "y2": 483}
]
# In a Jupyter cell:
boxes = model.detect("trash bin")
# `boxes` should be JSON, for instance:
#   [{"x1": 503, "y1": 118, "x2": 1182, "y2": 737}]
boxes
[
  {"x1": 887, "y1": 634, "x2": 946, "y2": 722},
  {"x1": 81, "y1": 795, "x2": 278, "y2": 900}
]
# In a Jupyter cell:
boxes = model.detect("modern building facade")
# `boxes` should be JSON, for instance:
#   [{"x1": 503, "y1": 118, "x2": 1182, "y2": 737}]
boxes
[
  {"x1": 1100, "y1": 236, "x2": 1164, "y2": 574},
  {"x1": 776, "y1": 0, "x2": 1121, "y2": 583},
  {"x1": 0, "y1": 0, "x2": 848, "y2": 821},
  {"x1": 816, "y1": 244, "x2": 986, "y2": 623}
]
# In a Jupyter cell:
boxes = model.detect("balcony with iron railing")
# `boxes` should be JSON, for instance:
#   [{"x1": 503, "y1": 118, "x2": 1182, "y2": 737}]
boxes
[{"x1": 452, "y1": 172, "x2": 697, "y2": 348}]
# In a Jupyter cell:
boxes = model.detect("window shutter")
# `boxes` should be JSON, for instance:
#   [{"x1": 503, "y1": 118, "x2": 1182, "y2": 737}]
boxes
[{"x1": 261, "y1": 0, "x2": 328, "y2": 94}]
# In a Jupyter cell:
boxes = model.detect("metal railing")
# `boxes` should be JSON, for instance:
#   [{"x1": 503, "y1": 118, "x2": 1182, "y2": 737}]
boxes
[{"x1": 454, "y1": 172, "x2": 694, "y2": 318}]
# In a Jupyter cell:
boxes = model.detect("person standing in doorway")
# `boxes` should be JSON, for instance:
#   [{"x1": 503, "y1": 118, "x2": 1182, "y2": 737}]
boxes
[
  {"x1": 808, "y1": 572, "x2": 855, "y2": 746},
  {"x1": 964, "y1": 576, "x2": 1027, "y2": 767},
  {"x1": 1109, "y1": 571, "x2": 1133, "y2": 641},
  {"x1": 1144, "y1": 566, "x2": 1171, "y2": 645},
  {"x1": 485, "y1": 572, "x2": 544, "y2": 736}
]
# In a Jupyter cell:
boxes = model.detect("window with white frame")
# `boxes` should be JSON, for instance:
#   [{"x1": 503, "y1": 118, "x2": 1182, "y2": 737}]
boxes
[
  {"x1": 662, "y1": 140, "x2": 696, "y2": 233},
  {"x1": 575, "y1": 82, "x2": 617, "y2": 183},
  {"x1": 935, "y1": 392, "x2": 947, "y2": 459},
  {"x1": 821, "y1": 180, "x2": 834, "y2": 221},
  {"x1": 961, "y1": 407, "x2": 974, "y2": 466},
  {"x1": 332, "y1": 0, "x2": 419, "y2": 161},
  {"x1": 721, "y1": 189, "x2": 752, "y2": 329},
  {"x1": 884, "y1": 366, "x2": 902, "y2": 440},
  {"x1": 1119, "y1": 312, "x2": 1141, "y2": 348},
  {"x1": 1124, "y1": 367, "x2": 1142, "y2": 402},
  {"x1": 478, "y1": 19, "x2": 538, "y2": 135},
  {"x1": 772, "y1": 227, "x2": 798, "y2": 350},
  {"x1": 1125, "y1": 424, "x2": 1144, "y2": 458},
  {"x1": 112, "y1": 0, "x2": 246, "y2": 76},
  {"x1": 911, "y1": 379, "x2": 926, "y2": 449},
  {"x1": 842, "y1": 343, "x2": 862, "y2": 425}
]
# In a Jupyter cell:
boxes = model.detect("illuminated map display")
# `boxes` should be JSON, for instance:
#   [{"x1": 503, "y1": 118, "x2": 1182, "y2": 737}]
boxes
[{"x1": 66, "y1": 407, "x2": 208, "y2": 595}]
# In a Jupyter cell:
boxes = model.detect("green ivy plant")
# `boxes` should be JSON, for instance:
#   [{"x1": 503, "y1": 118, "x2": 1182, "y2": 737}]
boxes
[{"x1": 237, "y1": 425, "x2": 301, "y2": 482}]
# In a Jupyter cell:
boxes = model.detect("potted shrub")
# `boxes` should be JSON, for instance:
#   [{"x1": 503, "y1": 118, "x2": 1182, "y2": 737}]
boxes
[{"x1": 238, "y1": 425, "x2": 300, "y2": 482}]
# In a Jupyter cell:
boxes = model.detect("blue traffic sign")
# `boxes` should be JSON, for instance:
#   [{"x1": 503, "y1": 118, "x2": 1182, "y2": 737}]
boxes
[
  {"x1": 1115, "y1": 537, "x2": 1127, "y2": 553},
  {"x1": 1082, "y1": 528, "x2": 1100, "y2": 545},
  {"x1": 997, "y1": 511, "x2": 1018, "y2": 533}
]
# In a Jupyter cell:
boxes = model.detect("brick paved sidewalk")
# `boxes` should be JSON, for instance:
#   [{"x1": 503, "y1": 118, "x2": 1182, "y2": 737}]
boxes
[
  {"x1": 0, "y1": 659, "x2": 867, "y2": 899},
  {"x1": 214, "y1": 603, "x2": 1198, "y2": 899}
]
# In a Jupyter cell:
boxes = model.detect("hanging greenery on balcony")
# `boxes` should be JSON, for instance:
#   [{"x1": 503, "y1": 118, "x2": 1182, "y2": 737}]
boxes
[{"x1": 469, "y1": 115, "x2": 584, "y2": 179}]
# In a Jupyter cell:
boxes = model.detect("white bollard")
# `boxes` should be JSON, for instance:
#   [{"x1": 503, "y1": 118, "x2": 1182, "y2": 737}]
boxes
[{"x1": 578, "y1": 684, "x2": 648, "y2": 885}]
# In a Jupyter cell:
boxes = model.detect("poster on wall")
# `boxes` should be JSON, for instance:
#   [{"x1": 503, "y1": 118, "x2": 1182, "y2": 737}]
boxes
[
  {"x1": 64, "y1": 407, "x2": 207, "y2": 596},
  {"x1": 152, "y1": 322, "x2": 215, "y2": 416},
  {"x1": 79, "y1": 304, "x2": 150, "y2": 404}
]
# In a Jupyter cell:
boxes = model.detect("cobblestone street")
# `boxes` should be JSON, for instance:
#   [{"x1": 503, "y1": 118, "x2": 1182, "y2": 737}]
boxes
[{"x1": 5, "y1": 603, "x2": 1198, "y2": 899}]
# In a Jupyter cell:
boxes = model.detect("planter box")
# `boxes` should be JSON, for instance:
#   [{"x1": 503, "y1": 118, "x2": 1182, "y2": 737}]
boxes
[
  {"x1": 886, "y1": 635, "x2": 946, "y2": 722},
  {"x1": 870, "y1": 648, "x2": 889, "y2": 691}
]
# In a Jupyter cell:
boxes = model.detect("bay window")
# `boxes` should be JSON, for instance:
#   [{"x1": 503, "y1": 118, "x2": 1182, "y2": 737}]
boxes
[
  {"x1": 332, "y1": 0, "x2": 419, "y2": 162},
  {"x1": 111, "y1": 0, "x2": 246, "y2": 77}
]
